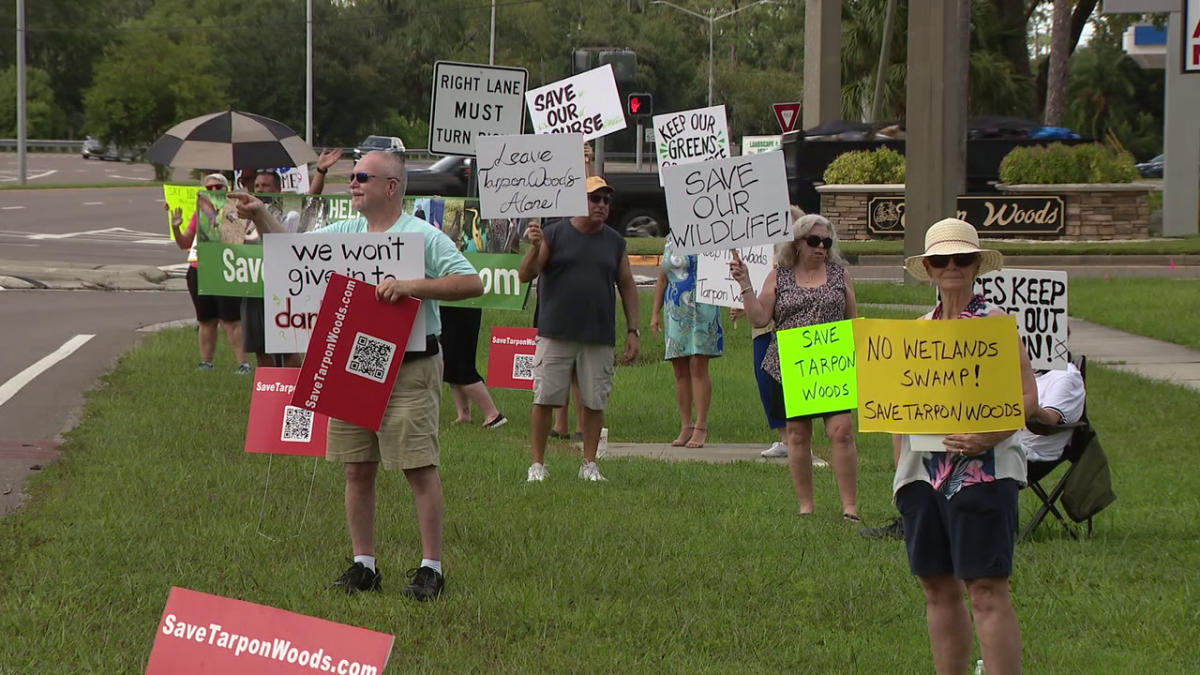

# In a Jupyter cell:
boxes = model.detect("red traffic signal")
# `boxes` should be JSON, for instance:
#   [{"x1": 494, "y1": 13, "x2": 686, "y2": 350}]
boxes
[{"x1": 626, "y1": 93, "x2": 653, "y2": 117}]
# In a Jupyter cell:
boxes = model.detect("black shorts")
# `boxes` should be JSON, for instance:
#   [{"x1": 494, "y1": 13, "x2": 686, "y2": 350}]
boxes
[
  {"x1": 896, "y1": 479, "x2": 1020, "y2": 581},
  {"x1": 437, "y1": 305, "x2": 484, "y2": 385},
  {"x1": 768, "y1": 376, "x2": 853, "y2": 422},
  {"x1": 186, "y1": 266, "x2": 241, "y2": 323},
  {"x1": 241, "y1": 296, "x2": 266, "y2": 354}
]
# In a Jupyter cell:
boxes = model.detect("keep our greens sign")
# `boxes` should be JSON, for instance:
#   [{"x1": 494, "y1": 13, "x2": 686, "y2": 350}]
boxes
[
  {"x1": 197, "y1": 243, "x2": 264, "y2": 297},
  {"x1": 444, "y1": 252, "x2": 530, "y2": 310}
]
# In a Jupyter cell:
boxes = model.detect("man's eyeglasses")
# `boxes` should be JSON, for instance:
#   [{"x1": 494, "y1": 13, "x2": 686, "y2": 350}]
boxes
[
  {"x1": 349, "y1": 172, "x2": 399, "y2": 184},
  {"x1": 802, "y1": 235, "x2": 833, "y2": 249},
  {"x1": 927, "y1": 253, "x2": 980, "y2": 268},
  {"x1": 588, "y1": 193, "x2": 612, "y2": 205}
]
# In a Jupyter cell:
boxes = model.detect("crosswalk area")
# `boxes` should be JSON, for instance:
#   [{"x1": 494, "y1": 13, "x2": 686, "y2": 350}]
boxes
[{"x1": 1, "y1": 227, "x2": 172, "y2": 245}]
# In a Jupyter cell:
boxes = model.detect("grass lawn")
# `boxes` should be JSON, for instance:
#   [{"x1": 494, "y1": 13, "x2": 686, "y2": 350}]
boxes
[
  {"x1": 1, "y1": 293, "x2": 1197, "y2": 672},
  {"x1": 625, "y1": 236, "x2": 1200, "y2": 257}
]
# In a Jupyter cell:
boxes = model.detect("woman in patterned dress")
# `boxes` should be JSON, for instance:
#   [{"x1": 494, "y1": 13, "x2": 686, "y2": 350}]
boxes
[
  {"x1": 730, "y1": 214, "x2": 860, "y2": 519},
  {"x1": 893, "y1": 218, "x2": 1037, "y2": 675},
  {"x1": 651, "y1": 240, "x2": 723, "y2": 448}
]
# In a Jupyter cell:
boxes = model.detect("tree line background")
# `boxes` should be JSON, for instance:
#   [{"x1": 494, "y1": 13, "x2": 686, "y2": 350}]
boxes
[{"x1": 0, "y1": 0, "x2": 1166, "y2": 160}]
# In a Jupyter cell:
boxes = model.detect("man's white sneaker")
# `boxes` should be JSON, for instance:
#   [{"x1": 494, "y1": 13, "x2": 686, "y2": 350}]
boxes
[
  {"x1": 760, "y1": 442, "x2": 788, "y2": 458},
  {"x1": 578, "y1": 461, "x2": 607, "y2": 482},
  {"x1": 812, "y1": 455, "x2": 829, "y2": 468},
  {"x1": 527, "y1": 463, "x2": 548, "y2": 482}
]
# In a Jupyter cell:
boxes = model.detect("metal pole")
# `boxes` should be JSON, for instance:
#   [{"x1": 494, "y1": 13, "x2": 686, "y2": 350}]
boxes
[
  {"x1": 16, "y1": 0, "x2": 27, "y2": 185},
  {"x1": 635, "y1": 120, "x2": 643, "y2": 171},
  {"x1": 489, "y1": 0, "x2": 497, "y2": 65},
  {"x1": 707, "y1": 18, "x2": 714, "y2": 107},
  {"x1": 305, "y1": 0, "x2": 313, "y2": 145}
]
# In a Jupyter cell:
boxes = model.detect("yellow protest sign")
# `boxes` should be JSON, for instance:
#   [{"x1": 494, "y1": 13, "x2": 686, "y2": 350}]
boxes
[
  {"x1": 163, "y1": 184, "x2": 201, "y2": 241},
  {"x1": 854, "y1": 315, "x2": 1024, "y2": 434},
  {"x1": 777, "y1": 319, "x2": 857, "y2": 417}
]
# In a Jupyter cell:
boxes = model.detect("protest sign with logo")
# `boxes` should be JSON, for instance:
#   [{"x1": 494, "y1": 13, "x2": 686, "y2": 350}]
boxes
[
  {"x1": 974, "y1": 268, "x2": 1069, "y2": 371},
  {"x1": 487, "y1": 327, "x2": 538, "y2": 391},
  {"x1": 694, "y1": 245, "x2": 773, "y2": 309},
  {"x1": 662, "y1": 152, "x2": 792, "y2": 255},
  {"x1": 442, "y1": 253, "x2": 531, "y2": 310},
  {"x1": 430, "y1": 60, "x2": 528, "y2": 156},
  {"x1": 290, "y1": 274, "x2": 420, "y2": 431},
  {"x1": 147, "y1": 587, "x2": 393, "y2": 674},
  {"x1": 197, "y1": 243, "x2": 265, "y2": 297},
  {"x1": 854, "y1": 316, "x2": 1025, "y2": 434},
  {"x1": 262, "y1": 232, "x2": 426, "y2": 354},
  {"x1": 652, "y1": 105, "x2": 730, "y2": 186},
  {"x1": 244, "y1": 367, "x2": 329, "y2": 457},
  {"x1": 475, "y1": 133, "x2": 588, "y2": 219},
  {"x1": 777, "y1": 320, "x2": 858, "y2": 417},
  {"x1": 163, "y1": 184, "x2": 201, "y2": 240},
  {"x1": 525, "y1": 64, "x2": 626, "y2": 141}
]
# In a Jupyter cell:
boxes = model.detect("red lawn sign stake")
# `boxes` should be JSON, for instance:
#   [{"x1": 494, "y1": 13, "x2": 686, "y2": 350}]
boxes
[
  {"x1": 245, "y1": 367, "x2": 330, "y2": 457},
  {"x1": 773, "y1": 102, "x2": 802, "y2": 134},
  {"x1": 487, "y1": 327, "x2": 538, "y2": 391}
]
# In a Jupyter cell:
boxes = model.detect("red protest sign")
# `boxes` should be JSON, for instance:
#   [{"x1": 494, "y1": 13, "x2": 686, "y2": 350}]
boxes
[
  {"x1": 244, "y1": 368, "x2": 329, "y2": 457},
  {"x1": 147, "y1": 587, "x2": 394, "y2": 674},
  {"x1": 290, "y1": 273, "x2": 420, "y2": 431},
  {"x1": 487, "y1": 327, "x2": 538, "y2": 391},
  {"x1": 773, "y1": 102, "x2": 801, "y2": 133}
]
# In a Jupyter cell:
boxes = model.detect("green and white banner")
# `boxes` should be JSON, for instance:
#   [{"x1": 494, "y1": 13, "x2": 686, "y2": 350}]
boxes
[
  {"x1": 197, "y1": 243, "x2": 264, "y2": 297},
  {"x1": 443, "y1": 252, "x2": 531, "y2": 310}
]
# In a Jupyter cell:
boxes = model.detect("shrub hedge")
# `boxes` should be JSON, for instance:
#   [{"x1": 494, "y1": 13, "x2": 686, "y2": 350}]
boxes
[{"x1": 998, "y1": 142, "x2": 1139, "y2": 184}]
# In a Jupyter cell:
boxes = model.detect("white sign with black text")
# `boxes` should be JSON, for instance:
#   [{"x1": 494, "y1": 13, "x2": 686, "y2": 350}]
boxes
[
  {"x1": 429, "y1": 61, "x2": 528, "y2": 156},
  {"x1": 652, "y1": 105, "x2": 730, "y2": 186},
  {"x1": 662, "y1": 151, "x2": 792, "y2": 255},
  {"x1": 974, "y1": 268, "x2": 1069, "y2": 371},
  {"x1": 474, "y1": 134, "x2": 588, "y2": 219},
  {"x1": 695, "y1": 245, "x2": 774, "y2": 309},
  {"x1": 525, "y1": 64, "x2": 626, "y2": 141}
]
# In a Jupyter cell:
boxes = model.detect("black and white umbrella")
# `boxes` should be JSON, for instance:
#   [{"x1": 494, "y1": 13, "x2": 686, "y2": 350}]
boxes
[{"x1": 144, "y1": 110, "x2": 317, "y2": 170}]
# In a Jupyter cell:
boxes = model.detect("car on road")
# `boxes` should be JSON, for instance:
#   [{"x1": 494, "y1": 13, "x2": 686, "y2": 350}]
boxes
[
  {"x1": 1136, "y1": 154, "x2": 1164, "y2": 178},
  {"x1": 406, "y1": 155, "x2": 474, "y2": 197},
  {"x1": 353, "y1": 135, "x2": 406, "y2": 161},
  {"x1": 81, "y1": 136, "x2": 141, "y2": 161}
]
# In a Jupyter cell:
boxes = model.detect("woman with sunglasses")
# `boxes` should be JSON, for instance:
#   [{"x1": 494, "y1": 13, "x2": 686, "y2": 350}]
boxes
[
  {"x1": 896, "y1": 218, "x2": 1037, "y2": 675},
  {"x1": 731, "y1": 214, "x2": 860, "y2": 520}
]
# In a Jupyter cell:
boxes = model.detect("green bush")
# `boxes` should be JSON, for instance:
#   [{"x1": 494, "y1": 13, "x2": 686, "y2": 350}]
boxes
[
  {"x1": 998, "y1": 142, "x2": 1139, "y2": 184},
  {"x1": 822, "y1": 147, "x2": 906, "y2": 184}
]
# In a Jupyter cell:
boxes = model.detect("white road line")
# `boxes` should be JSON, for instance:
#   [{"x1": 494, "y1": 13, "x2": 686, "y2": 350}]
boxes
[
  {"x1": 106, "y1": 174, "x2": 152, "y2": 181},
  {"x1": 0, "y1": 335, "x2": 95, "y2": 408},
  {"x1": 1, "y1": 206, "x2": 25, "y2": 210},
  {"x1": 28, "y1": 227, "x2": 127, "y2": 240},
  {"x1": 82, "y1": 201, "x2": 105, "y2": 206}
]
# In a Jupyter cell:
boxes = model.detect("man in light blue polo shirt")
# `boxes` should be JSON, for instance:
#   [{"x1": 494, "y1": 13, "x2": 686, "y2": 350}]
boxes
[{"x1": 231, "y1": 150, "x2": 482, "y2": 601}]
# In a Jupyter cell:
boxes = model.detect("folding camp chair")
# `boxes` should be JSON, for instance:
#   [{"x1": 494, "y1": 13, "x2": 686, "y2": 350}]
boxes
[{"x1": 1018, "y1": 355, "x2": 1113, "y2": 543}]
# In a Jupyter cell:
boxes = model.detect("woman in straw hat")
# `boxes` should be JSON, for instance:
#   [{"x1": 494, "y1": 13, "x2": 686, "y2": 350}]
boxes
[
  {"x1": 896, "y1": 218, "x2": 1038, "y2": 675},
  {"x1": 730, "y1": 213, "x2": 860, "y2": 520}
]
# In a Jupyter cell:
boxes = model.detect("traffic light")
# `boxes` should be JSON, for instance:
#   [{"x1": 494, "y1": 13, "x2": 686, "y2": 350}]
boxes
[{"x1": 626, "y1": 93, "x2": 653, "y2": 118}]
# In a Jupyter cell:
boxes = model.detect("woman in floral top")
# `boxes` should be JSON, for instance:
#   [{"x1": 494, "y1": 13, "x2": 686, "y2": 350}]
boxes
[{"x1": 895, "y1": 218, "x2": 1038, "y2": 675}]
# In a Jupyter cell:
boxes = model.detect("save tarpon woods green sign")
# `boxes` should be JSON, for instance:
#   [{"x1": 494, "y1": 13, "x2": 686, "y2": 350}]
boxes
[{"x1": 443, "y1": 252, "x2": 531, "y2": 310}]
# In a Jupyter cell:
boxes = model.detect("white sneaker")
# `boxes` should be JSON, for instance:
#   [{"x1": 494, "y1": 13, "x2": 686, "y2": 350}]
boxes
[
  {"x1": 578, "y1": 461, "x2": 607, "y2": 482},
  {"x1": 760, "y1": 442, "x2": 788, "y2": 458},
  {"x1": 527, "y1": 463, "x2": 548, "y2": 482},
  {"x1": 811, "y1": 455, "x2": 829, "y2": 468}
]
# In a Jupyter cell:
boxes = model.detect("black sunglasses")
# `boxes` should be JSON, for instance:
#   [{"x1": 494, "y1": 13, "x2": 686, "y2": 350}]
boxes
[
  {"x1": 588, "y1": 193, "x2": 612, "y2": 205},
  {"x1": 349, "y1": 172, "x2": 399, "y2": 184},
  {"x1": 802, "y1": 235, "x2": 833, "y2": 249},
  {"x1": 927, "y1": 253, "x2": 980, "y2": 268},
  {"x1": 204, "y1": 184, "x2": 225, "y2": 191}
]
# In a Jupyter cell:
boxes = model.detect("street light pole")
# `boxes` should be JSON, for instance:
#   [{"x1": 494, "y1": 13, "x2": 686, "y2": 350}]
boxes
[{"x1": 651, "y1": 0, "x2": 777, "y2": 107}]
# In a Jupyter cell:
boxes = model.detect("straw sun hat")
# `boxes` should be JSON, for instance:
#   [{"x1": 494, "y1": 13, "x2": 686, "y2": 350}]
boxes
[{"x1": 903, "y1": 217, "x2": 1004, "y2": 282}]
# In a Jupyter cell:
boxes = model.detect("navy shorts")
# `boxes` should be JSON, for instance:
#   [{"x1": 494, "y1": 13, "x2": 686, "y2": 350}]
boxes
[{"x1": 896, "y1": 479, "x2": 1020, "y2": 580}]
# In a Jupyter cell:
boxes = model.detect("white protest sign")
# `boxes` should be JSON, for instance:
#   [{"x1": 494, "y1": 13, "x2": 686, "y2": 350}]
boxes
[
  {"x1": 741, "y1": 135, "x2": 782, "y2": 155},
  {"x1": 525, "y1": 64, "x2": 626, "y2": 141},
  {"x1": 263, "y1": 232, "x2": 426, "y2": 354},
  {"x1": 695, "y1": 245, "x2": 774, "y2": 309},
  {"x1": 652, "y1": 105, "x2": 730, "y2": 186},
  {"x1": 429, "y1": 61, "x2": 528, "y2": 156},
  {"x1": 974, "y1": 268, "x2": 1069, "y2": 371},
  {"x1": 474, "y1": 134, "x2": 587, "y2": 219},
  {"x1": 234, "y1": 167, "x2": 310, "y2": 194},
  {"x1": 662, "y1": 151, "x2": 792, "y2": 255}
]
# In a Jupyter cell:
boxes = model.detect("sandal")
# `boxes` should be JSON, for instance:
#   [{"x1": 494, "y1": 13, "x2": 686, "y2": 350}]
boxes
[
  {"x1": 671, "y1": 426, "x2": 694, "y2": 447},
  {"x1": 843, "y1": 513, "x2": 862, "y2": 523},
  {"x1": 685, "y1": 426, "x2": 708, "y2": 449},
  {"x1": 549, "y1": 430, "x2": 570, "y2": 440}
]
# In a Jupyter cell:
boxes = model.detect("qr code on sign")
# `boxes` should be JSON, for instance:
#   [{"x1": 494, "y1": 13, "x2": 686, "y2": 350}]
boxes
[
  {"x1": 512, "y1": 353, "x2": 534, "y2": 380},
  {"x1": 280, "y1": 405, "x2": 314, "y2": 443},
  {"x1": 347, "y1": 332, "x2": 396, "y2": 383}
]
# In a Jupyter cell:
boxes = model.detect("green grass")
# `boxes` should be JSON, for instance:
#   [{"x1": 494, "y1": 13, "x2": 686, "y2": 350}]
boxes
[
  {"x1": 625, "y1": 236, "x2": 1200, "y2": 256},
  {"x1": 1, "y1": 293, "x2": 1197, "y2": 671}
]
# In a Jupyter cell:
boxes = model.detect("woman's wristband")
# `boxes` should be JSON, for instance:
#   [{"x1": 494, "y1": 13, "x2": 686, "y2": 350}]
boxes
[{"x1": 740, "y1": 285, "x2": 753, "y2": 294}]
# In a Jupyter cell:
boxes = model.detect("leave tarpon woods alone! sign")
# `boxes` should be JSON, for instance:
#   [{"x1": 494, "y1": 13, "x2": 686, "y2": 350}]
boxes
[{"x1": 868, "y1": 196, "x2": 1066, "y2": 236}]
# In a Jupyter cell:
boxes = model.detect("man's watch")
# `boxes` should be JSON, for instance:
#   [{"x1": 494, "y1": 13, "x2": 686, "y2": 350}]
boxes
[
  {"x1": 628, "y1": 329, "x2": 640, "y2": 338},
  {"x1": 316, "y1": 167, "x2": 328, "y2": 175}
]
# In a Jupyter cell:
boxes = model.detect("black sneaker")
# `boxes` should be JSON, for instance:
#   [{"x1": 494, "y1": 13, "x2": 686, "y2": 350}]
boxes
[
  {"x1": 328, "y1": 561, "x2": 381, "y2": 594},
  {"x1": 859, "y1": 517, "x2": 905, "y2": 540},
  {"x1": 401, "y1": 566, "x2": 445, "y2": 601}
]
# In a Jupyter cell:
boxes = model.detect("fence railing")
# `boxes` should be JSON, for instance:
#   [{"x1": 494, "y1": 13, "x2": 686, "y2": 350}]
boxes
[{"x1": 0, "y1": 139, "x2": 84, "y2": 153}]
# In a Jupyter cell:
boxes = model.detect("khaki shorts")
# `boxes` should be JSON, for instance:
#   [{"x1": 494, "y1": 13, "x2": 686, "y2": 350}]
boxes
[
  {"x1": 326, "y1": 355, "x2": 442, "y2": 470},
  {"x1": 532, "y1": 337, "x2": 615, "y2": 410}
]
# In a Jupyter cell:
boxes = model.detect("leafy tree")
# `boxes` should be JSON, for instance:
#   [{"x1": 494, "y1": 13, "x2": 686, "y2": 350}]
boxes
[{"x1": 0, "y1": 65, "x2": 67, "y2": 137}]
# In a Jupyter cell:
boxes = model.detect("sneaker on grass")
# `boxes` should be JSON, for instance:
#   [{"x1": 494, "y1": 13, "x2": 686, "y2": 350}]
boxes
[
  {"x1": 197, "y1": 361, "x2": 214, "y2": 371},
  {"x1": 401, "y1": 566, "x2": 444, "y2": 601},
  {"x1": 760, "y1": 442, "x2": 787, "y2": 458},
  {"x1": 235, "y1": 363, "x2": 252, "y2": 375},
  {"x1": 328, "y1": 561, "x2": 381, "y2": 594},
  {"x1": 812, "y1": 455, "x2": 829, "y2": 468},
  {"x1": 859, "y1": 517, "x2": 905, "y2": 540},
  {"x1": 578, "y1": 461, "x2": 606, "y2": 482},
  {"x1": 527, "y1": 463, "x2": 547, "y2": 482},
  {"x1": 483, "y1": 413, "x2": 508, "y2": 429}
]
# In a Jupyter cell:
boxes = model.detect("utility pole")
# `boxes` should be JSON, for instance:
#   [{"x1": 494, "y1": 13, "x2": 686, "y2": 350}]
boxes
[
  {"x1": 305, "y1": 0, "x2": 313, "y2": 145},
  {"x1": 16, "y1": 0, "x2": 27, "y2": 185}
]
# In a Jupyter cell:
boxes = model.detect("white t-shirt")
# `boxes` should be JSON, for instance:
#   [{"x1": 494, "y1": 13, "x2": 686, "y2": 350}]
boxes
[{"x1": 1015, "y1": 362, "x2": 1086, "y2": 462}]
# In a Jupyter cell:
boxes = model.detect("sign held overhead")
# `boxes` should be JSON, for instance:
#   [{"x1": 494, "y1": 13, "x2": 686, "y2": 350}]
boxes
[{"x1": 525, "y1": 64, "x2": 627, "y2": 141}]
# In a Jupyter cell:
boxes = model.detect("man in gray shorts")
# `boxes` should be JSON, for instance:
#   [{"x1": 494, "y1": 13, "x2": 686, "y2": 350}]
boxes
[
  {"x1": 230, "y1": 150, "x2": 482, "y2": 601},
  {"x1": 518, "y1": 176, "x2": 640, "y2": 482}
]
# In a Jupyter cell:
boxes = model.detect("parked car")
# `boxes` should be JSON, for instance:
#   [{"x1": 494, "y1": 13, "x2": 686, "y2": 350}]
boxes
[
  {"x1": 1136, "y1": 154, "x2": 1164, "y2": 178},
  {"x1": 82, "y1": 136, "x2": 115, "y2": 160},
  {"x1": 353, "y1": 135, "x2": 406, "y2": 161}
]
